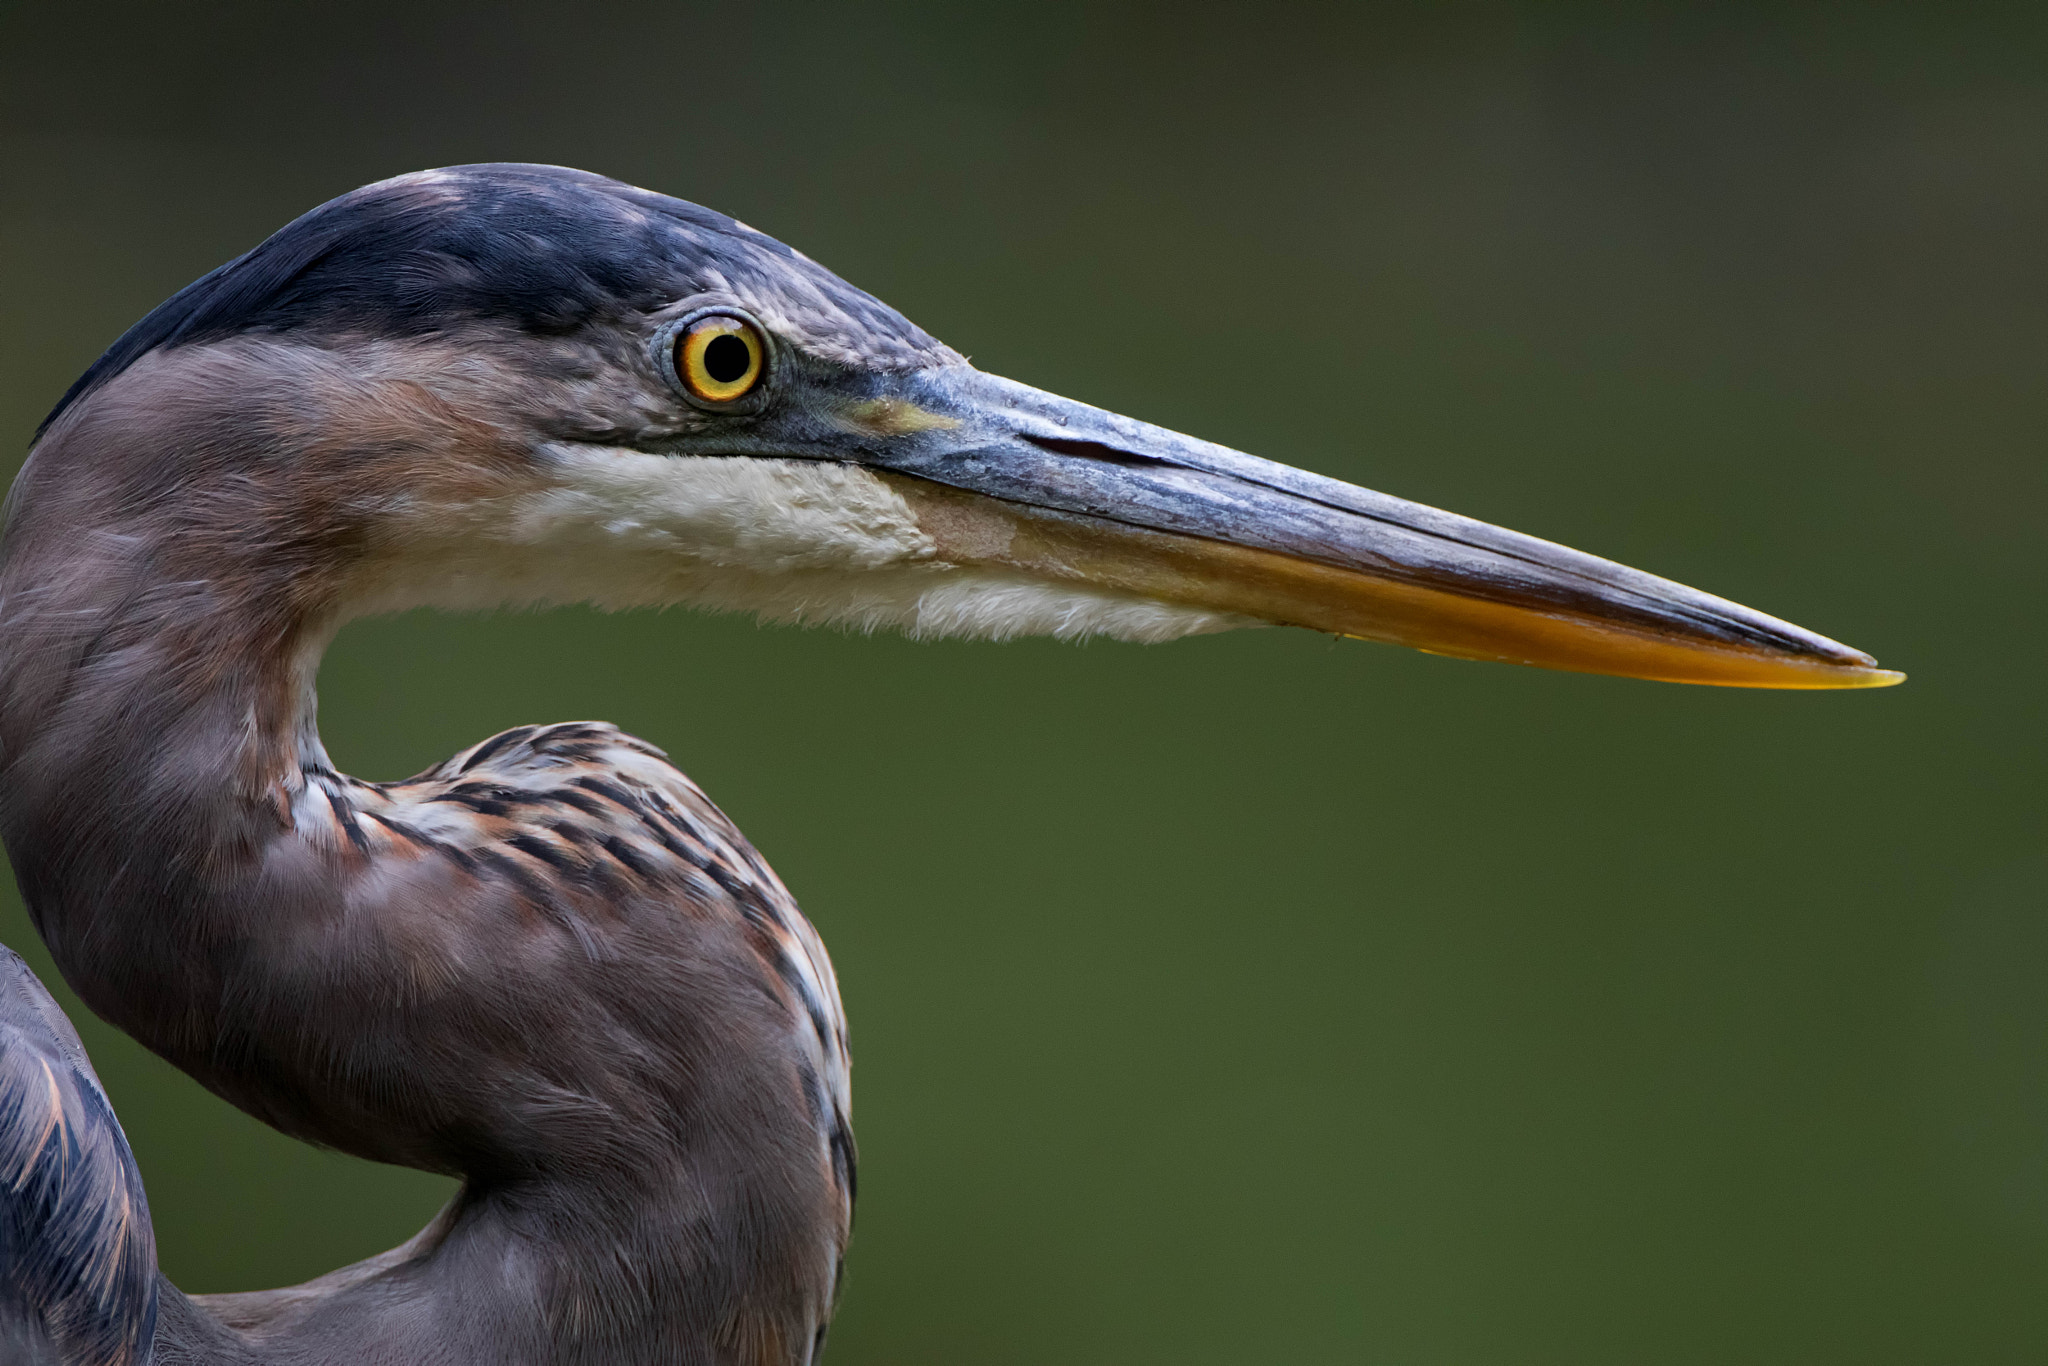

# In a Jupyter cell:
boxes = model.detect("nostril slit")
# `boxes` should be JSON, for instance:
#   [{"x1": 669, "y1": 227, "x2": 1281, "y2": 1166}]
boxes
[{"x1": 1022, "y1": 434, "x2": 1174, "y2": 467}]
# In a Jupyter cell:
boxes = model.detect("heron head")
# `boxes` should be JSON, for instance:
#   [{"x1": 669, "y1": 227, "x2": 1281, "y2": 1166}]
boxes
[{"x1": 35, "y1": 163, "x2": 1898, "y2": 688}]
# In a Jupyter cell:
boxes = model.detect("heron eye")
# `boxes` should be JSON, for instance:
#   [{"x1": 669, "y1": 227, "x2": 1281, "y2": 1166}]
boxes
[{"x1": 674, "y1": 315, "x2": 765, "y2": 403}]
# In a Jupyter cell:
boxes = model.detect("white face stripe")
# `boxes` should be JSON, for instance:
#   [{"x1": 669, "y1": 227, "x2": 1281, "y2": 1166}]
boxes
[{"x1": 342, "y1": 449, "x2": 1243, "y2": 644}]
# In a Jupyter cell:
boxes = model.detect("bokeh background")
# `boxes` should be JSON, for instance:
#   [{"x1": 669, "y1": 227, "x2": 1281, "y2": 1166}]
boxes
[{"x1": 2, "y1": 3, "x2": 2043, "y2": 1361}]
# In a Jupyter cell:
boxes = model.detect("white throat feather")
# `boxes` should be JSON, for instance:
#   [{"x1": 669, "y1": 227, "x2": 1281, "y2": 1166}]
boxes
[{"x1": 345, "y1": 448, "x2": 1249, "y2": 644}]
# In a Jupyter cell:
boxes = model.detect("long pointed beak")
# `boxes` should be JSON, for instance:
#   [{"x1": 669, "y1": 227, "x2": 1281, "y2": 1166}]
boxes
[{"x1": 838, "y1": 367, "x2": 1901, "y2": 689}]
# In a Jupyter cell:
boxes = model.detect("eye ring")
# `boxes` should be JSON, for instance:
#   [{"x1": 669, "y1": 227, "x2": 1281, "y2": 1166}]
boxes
[{"x1": 670, "y1": 312, "x2": 766, "y2": 405}]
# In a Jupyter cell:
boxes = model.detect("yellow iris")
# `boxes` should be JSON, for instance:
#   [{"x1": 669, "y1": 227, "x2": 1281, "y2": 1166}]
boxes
[{"x1": 675, "y1": 315, "x2": 765, "y2": 403}]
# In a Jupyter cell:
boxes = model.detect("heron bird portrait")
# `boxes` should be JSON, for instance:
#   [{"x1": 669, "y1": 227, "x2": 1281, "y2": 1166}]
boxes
[{"x1": 0, "y1": 163, "x2": 1899, "y2": 1366}]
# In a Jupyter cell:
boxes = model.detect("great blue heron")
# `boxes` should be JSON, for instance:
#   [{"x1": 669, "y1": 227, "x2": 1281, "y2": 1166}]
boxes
[{"x1": 0, "y1": 164, "x2": 1898, "y2": 1365}]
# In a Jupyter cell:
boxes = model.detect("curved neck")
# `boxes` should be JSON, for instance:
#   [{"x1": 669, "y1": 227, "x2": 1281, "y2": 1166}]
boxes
[{"x1": 2, "y1": 359, "x2": 848, "y2": 1364}]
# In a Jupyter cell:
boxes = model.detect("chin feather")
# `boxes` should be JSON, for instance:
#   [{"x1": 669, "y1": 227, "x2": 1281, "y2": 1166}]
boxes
[
  {"x1": 347, "y1": 448, "x2": 1252, "y2": 644},
  {"x1": 672, "y1": 564, "x2": 1247, "y2": 644}
]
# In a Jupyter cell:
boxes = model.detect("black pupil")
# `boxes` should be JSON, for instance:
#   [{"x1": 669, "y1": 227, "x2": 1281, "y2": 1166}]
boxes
[{"x1": 702, "y1": 332, "x2": 753, "y2": 385}]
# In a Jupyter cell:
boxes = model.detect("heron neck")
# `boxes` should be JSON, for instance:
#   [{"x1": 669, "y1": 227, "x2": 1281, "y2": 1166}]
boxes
[
  {"x1": 2, "y1": 363, "x2": 846, "y2": 1364},
  {"x1": 0, "y1": 506, "x2": 334, "y2": 875}
]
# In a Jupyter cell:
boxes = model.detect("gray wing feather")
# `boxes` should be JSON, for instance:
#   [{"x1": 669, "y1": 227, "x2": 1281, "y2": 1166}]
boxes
[{"x1": 0, "y1": 945, "x2": 157, "y2": 1366}]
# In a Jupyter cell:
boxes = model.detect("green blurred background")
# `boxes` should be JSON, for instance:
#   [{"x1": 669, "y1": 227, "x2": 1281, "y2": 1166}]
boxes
[{"x1": 2, "y1": 2, "x2": 2043, "y2": 1360}]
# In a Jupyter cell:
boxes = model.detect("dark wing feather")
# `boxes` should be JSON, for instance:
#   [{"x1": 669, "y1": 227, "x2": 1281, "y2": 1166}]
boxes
[{"x1": 0, "y1": 946, "x2": 157, "y2": 1366}]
